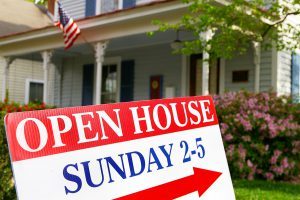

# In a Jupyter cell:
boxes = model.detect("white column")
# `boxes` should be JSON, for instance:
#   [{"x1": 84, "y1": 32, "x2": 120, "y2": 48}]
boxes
[
  {"x1": 41, "y1": 51, "x2": 53, "y2": 104},
  {"x1": 200, "y1": 30, "x2": 214, "y2": 95},
  {"x1": 2, "y1": 57, "x2": 13, "y2": 102},
  {"x1": 253, "y1": 42, "x2": 261, "y2": 93},
  {"x1": 94, "y1": 41, "x2": 108, "y2": 105},
  {"x1": 202, "y1": 52, "x2": 210, "y2": 95}
]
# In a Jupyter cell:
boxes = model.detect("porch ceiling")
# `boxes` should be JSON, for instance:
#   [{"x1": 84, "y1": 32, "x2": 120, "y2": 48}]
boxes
[
  {"x1": 0, "y1": 0, "x2": 188, "y2": 57},
  {"x1": 14, "y1": 29, "x2": 195, "y2": 62}
]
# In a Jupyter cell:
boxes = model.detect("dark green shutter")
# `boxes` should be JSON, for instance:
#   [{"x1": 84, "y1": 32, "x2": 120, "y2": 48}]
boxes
[
  {"x1": 82, "y1": 64, "x2": 94, "y2": 105},
  {"x1": 85, "y1": 0, "x2": 96, "y2": 17},
  {"x1": 123, "y1": 0, "x2": 136, "y2": 9},
  {"x1": 121, "y1": 60, "x2": 135, "y2": 102}
]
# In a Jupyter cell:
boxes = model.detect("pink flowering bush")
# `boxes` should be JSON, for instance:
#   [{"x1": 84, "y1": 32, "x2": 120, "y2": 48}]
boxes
[{"x1": 214, "y1": 91, "x2": 300, "y2": 181}]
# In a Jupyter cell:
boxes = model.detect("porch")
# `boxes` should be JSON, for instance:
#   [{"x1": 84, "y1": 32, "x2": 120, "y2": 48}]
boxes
[
  {"x1": 0, "y1": 0, "x2": 263, "y2": 106},
  {"x1": 0, "y1": 30, "x2": 261, "y2": 107},
  {"x1": 0, "y1": 31, "x2": 214, "y2": 106}
]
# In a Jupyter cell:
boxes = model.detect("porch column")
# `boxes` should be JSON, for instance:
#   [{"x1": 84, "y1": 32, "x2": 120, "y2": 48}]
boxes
[
  {"x1": 41, "y1": 50, "x2": 53, "y2": 104},
  {"x1": 94, "y1": 41, "x2": 108, "y2": 104},
  {"x1": 253, "y1": 42, "x2": 261, "y2": 93},
  {"x1": 200, "y1": 30, "x2": 214, "y2": 95},
  {"x1": 1, "y1": 57, "x2": 14, "y2": 101}
]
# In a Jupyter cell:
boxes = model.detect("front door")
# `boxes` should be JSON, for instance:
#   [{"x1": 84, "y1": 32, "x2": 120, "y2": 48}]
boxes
[
  {"x1": 189, "y1": 54, "x2": 219, "y2": 95},
  {"x1": 190, "y1": 54, "x2": 203, "y2": 96}
]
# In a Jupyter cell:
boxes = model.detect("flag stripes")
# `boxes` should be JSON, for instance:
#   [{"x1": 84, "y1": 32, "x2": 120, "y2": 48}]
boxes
[{"x1": 55, "y1": 1, "x2": 80, "y2": 50}]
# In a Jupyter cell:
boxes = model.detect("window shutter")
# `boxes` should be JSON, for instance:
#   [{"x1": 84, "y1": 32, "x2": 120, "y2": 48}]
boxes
[
  {"x1": 82, "y1": 64, "x2": 94, "y2": 105},
  {"x1": 123, "y1": 0, "x2": 136, "y2": 9},
  {"x1": 292, "y1": 53, "x2": 300, "y2": 102},
  {"x1": 85, "y1": 0, "x2": 96, "y2": 17},
  {"x1": 120, "y1": 60, "x2": 135, "y2": 102}
]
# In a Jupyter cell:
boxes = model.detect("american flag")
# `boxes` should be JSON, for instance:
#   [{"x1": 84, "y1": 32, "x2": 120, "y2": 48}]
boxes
[{"x1": 55, "y1": 1, "x2": 80, "y2": 50}]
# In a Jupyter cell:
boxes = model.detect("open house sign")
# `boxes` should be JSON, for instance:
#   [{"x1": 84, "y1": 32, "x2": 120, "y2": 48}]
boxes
[{"x1": 5, "y1": 96, "x2": 235, "y2": 200}]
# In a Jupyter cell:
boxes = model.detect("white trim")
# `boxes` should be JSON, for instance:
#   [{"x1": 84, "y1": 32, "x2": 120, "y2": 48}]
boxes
[
  {"x1": 219, "y1": 58, "x2": 226, "y2": 94},
  {"x1": 201, "y1": 30, "x2": 213, "y2": 95},
  {"x1": 253, "y1": 42, "x2": 261, "y2": 93},
  {"x1": 25, "y1": 79, "x2": 44, "y2": 104},
  {"x1": 104, "y1": 57, "x2": 122, "y2": 103},
  {"x1": 181, "y1": 55, "x2": 188, "y2": 96},
  {"x1": 94, "y1": 42, "x2": 108, "y2": 104},
  {"x1": 118, "y1": 0, "x2": 124, "y2": 10},
  {"x1": 41, "y1": 51, "x2": 52, "y2": 104},
  {"x1": 54, "y1": 1, "x2": 58, "y2": 21},
  {"x1": 96, "y1": 0, "x2": 101, "y2": 15},
  {"x1": 202, "y1": 55, "x2": 209, "y2": 95},
  {"x1": 271, "y1": 46, "x2": 278, "y2": 92}
]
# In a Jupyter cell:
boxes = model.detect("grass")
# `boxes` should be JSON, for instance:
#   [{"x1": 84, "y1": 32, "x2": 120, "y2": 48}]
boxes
[{"x1": 233, "y1": 180, "x2": 300, "y2": 200}]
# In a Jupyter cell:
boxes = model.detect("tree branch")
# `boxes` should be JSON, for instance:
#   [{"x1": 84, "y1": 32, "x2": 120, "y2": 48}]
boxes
[{"x1": 262, "y1": 10, "x2": 300, "y2": 37}]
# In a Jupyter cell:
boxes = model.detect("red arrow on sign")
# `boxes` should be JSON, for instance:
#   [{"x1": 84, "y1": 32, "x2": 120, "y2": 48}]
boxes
[{"x1": 114, "y1": 168, "x2": 222, "y2": 200}]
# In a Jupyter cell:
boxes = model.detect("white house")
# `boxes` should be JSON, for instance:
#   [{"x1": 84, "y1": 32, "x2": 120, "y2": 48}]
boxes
[{"x1": 0, "y1": 0, "x2": 299, "y2": 107}]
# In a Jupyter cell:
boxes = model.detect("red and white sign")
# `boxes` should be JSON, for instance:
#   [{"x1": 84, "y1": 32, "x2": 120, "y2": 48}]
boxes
[{"x1": 5, "y1": 96, "x2": 235, "y2": 200}]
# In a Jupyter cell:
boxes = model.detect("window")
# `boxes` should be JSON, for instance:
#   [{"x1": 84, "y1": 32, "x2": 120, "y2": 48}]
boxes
[
  {"x1": 100, "y1": 58, "x2": 121, "y2": 104},
  {"x1": 85, "y1": 0, "x2": 156, "y2": 16},
  {"x1": 25, "y1": 79, "x2": 44, "y2": 104},
  {"x1": 101, "y1": 64, "x2": 118, "y2": 104},
  {"x1": 101, "y1": 0, "x2": 119, "y2": 13},
  {"x1": 232, "y1": 70, "x2": 249, "y2": 83}
]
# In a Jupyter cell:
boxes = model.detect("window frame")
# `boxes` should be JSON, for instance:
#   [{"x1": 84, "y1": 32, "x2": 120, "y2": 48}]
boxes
[
  {"x1": 232, "y1": 70, "x2": 249, "y2": 83},
  {"x1": 96, "y1": 0, "x2": 126, "y2": 15},
  {"x1": 102, "y1": 57, "x2": 122, "y2": 103},
  {"x1": 25, "y1": 79, "x2": 44, "y2": 104}
]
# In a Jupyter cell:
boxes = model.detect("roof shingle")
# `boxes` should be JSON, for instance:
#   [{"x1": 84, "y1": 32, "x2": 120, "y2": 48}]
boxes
[{"x1": 0, "y1": 0, "x2": 52, "y2": 37}]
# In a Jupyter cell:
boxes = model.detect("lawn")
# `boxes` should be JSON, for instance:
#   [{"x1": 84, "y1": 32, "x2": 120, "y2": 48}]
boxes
[{"x1": 234, "y1": 180, "x2": 300, "y2": 200}]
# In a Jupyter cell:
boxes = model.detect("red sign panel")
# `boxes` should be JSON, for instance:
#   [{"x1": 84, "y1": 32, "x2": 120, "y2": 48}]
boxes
[{"x1": 5, "y1": 96, "x2": 235, "y2": 200}]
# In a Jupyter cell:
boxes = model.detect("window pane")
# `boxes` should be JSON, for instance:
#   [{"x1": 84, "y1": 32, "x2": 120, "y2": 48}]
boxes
[
  {"x1": 232, "y1": 70, "x2": 249, "y2": 83},
  {"x1": 29, "y1": 82, "x2": 43, "y2": 103},
  {"x1": 101, "y1": 0, "x2": 118, "y2": 13}
]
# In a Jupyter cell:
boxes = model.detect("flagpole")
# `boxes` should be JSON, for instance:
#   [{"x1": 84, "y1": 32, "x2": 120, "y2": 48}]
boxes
[{"x1": 79, "y1": 33, "x2": 96, "y2": 54}]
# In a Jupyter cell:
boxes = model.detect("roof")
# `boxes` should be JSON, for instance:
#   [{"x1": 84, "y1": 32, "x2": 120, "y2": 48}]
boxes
[
  {"x1": 0, "y1": 0, "x2": 52, "y2": 37},
  {"x1": 0, "y1": 0, "x2": 175, "y2": 40}
]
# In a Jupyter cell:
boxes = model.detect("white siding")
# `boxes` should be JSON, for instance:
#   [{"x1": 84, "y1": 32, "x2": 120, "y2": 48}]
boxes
[
  {"x1": 0, "y1": 58, "x2": 57, "y2": 104},
  {"x1": 7, "y1": 59, "x2": 44, "y2": 103},
  {"x1": 277, "y1": 51, "x2": 292, "y2": 95},
  {"x1": 260, "y1": 49, "x2": 272, "y2": 91},
  {"x1": 225, "y1": 48, "x2": 255, "y2": 92},
  {"x1": 60, "y1": 0, "x2": 85, "y2": 20}
]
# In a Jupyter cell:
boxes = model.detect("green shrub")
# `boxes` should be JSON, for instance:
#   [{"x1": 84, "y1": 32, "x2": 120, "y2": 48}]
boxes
[
  {"x1": 0, "y1": 101, "x2": 53, "y2": 200},
  {"x1": 214, "y1": 91, "x2": 300, "y2": 181}
]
